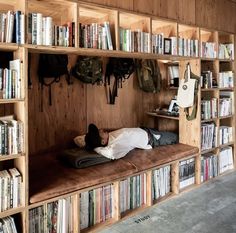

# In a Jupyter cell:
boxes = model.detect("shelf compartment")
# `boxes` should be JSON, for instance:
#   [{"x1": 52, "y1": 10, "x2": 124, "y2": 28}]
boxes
[
  {"x1": 178, "y1": 24, "x2": 199, "y2": 57},
  {"x1": 152, "y1": 19, "x2": 177, "y2": 55},
  {"x1": 27, "y1": 0, "x2": 77, "y2": 46},
  {"x1": 218, "y1": 31, "x2": 234, "y2": 60},
  {"x1": 0, "y1": 206, "x2": 24, "y2": 219},
  {"x1": 200, "y1": 29, "x2": 217, "y2": 59},
  {"x1": 119, "y1": 12, "x2": 151, "y2": 53},
  {"x1": 78, "y1": 4, "x2": 118, "y2": 50}
]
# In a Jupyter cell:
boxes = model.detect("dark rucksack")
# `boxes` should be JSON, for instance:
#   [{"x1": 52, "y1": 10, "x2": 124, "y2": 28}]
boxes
[
  {"x1": 105, "y1": 58, "x2": 134, "y2": 104},
  {"x1": 38, "y1": 54, "x2": 71, "y2": 108},
  {"x1": 135, "y1": 59, "x2": 161, "y2": 93},
  {"x1": 71, "y1": 56, "x2": 103, "y2": 85}
]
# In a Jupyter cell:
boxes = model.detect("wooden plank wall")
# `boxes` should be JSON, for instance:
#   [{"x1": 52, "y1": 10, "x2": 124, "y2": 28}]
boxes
[{"x1": 28, "y1": 0, "x2": 236, "y2": 155}]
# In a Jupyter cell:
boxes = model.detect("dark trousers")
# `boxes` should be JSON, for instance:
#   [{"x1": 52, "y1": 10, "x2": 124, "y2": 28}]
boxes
[{"x1": 141, "y1": 127, "x2": 179, "y2": 147}]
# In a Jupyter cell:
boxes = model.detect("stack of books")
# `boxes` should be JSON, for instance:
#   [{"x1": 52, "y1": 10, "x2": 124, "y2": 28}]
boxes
[
  {"x1": 178, "y1": 38, "x2": 198, "y2": 57},
  {"x1": 219, "y1": 126, "x2": 233, "y2": 145},
  {"x1": 201, "y1": 98, "x2": 218, "y2": 120},
  {"x1": 201, "y1": 123, "x2": 217, "y2": 150},
  {"x1": 219, "y1": 146, "x2": 234, "y2": 174},
  {"x1": 201, "y1": 153, "x2": 218, "y2": 182},
  {"x1": 219, "y1": 71, "x2": 234, "y2": 88},
  {"x1": 79, "y1": 22, "x2": 113, "y2": 50},
  {"x1": 219, "y1": 43, "x2": 234, "y2": 60},
  {"x1": 201, "y1": 42, "x2": 217, "y2": 58},
  {"x1": 219, "y1": 91, "x2": 234, "y2": 117},
  {"x1": 0, "y1": 216, "x2": 18, "y2": 233},
  {"x1": 152, "y1": 165, "x2": 171, "y2": 200},
  {"x1": 179, "y1": 158, "x2": 195, "y2": 189},
  {"x1": 120, "y1": 173, "x2": 146, "y2": 214}
]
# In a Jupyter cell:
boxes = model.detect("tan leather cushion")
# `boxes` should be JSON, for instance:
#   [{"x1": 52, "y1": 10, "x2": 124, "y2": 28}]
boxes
[
  {"x1": 29, "y1": 153, "x2": 137, "y2": 204},
  {"x1": 123, "y1": 143, "x2": 199, "y2": 171},
  {"x1": 29, "y1": 144, "x2": 198, "y2": 204}
]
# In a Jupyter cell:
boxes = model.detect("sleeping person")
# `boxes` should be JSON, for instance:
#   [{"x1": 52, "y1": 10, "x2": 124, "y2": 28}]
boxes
[{"x1": 82, "y1": 124, "x2": 178, "y2": 160}]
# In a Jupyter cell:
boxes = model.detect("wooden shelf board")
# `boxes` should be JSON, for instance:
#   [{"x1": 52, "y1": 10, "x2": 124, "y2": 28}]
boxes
[
  {"x1": 201, "y1": 169, "x2": 235, "y2": 184},
  {"x1": 0, "y1": 98, "x2": 25, "y2": 104},
  {"x1": 201, "y1": 88, "x2": 219, "y2": 91},
  {"x1": 219, "y1": 142, "x2": 234, "y2": 149},
  {"x1": 201, "y1": 118, "x2": 218, "y2": 123},
  {"x1": 219, "y1": 87, "x2": 234, "y2": 91},
  {"x1": 200, "y1": 57, "x2": 216, "y2": 61},
  {"x1": 201, "y1": 147, "x2": 218, "y2": 154},
  {"x1": 152, "y1": 192, "x2": 175, "y2": 205},
  {"x1": 0, "y1": 42, "x2": 19, "y2": 51},
  {"x1": 120, "y1": 204, "x2": 148, "y2": 219},
  {"x1": 0, "y1": 206, "x2": 25, "y2": 219},
  {"x1": 219, "y1": 59, "x2": 234, "y2": 62},
  {"x1": 81, "y1": 218, "x2": 115, "y2": 233},
  {"x1": 147, "y1": 112, "x2": 179, "y2": 120},
  {"x1": 0, "y1": 153, "x2": 24, "y2": 161},
  {"x1": 219, "y1": 115, "x2": 234, "y2": 120}
]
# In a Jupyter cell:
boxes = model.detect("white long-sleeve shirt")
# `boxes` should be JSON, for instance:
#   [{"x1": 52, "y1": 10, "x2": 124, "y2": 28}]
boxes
[{"x1": 94, "y1": 128, "x2": 152, "y2": 160}]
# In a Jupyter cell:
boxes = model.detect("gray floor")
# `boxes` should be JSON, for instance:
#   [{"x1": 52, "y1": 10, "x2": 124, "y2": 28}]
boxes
[{"x1": 99, "y1": 171, "x2": 236, "y2": 233}]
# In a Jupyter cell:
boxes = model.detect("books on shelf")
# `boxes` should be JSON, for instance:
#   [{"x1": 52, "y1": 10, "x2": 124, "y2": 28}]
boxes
[
  {"x1": 219, "y1": 71, "x2": 234, "y2": 88},
  {"x1": 201, "y1": 122, "x2": 217, "y2": 150},
  {"x1": 152, "y1": 165, "x2": 171, "y2": 200},
  {"x1": 79, "y1": 22, "x2": 113, "y2": 50},
  {"x1": 80, "y1": 184, "x2": 114, "y2": 230},
  {"x1": 0, "y1": 10, "x2": 25, "y2": 44},
  {"x1": 178, "y1": 38, "x2": 198, "y2": 57},
  {"x1": 0, "y1": 59, "x2": 22, "y2": 100},
  {"x1": 200, "y1": 70, "x2": 218, "y2": 89},
  {"x1": 201, "y1": 98, "x2": 218, "y2": 120},
  {"x1": 201, "y1": 41, "x2": 217, "y2": 58},
  {"x1": 168, "y1": 65, "x2": 179, "y2": 87},
  {"x1": 219, "y1": 43, "x2": 234, "y2": 60},
  {"x1": 219, "y1": 146, "x2": 234, "y2": 174},
  {"x1": 201, "y1": 153, "x2": 218, "y2": 182},
  {"x1": 179, "y1": 158, "x2": 195, "y2": 189},
  {"x1": 28, "y1": 12, "x2": 75, "y2": 47},
  {"x1": 0, "y1": 216, "x2": 17, "y2": 233},
  {"x1": 219, "y1": 126, "x2": 233, "y2": 145},
  {"x1": 120, "y1": 173, "x2": 146, "y2": 214},
  {"x1": 219, "y1": 91, "x2": 234, "y2": 117},
  {"x1": 120, "y1": 28, "x2": 150, "y2": 53},
  {"x1": 29, "y1": 196, "x2": 73, "y2": 233},
  {"x1": 0, "y1": 168, "x2": 22, "y2": 212},
  {"x1": 0, "y1": 115, "x2": 24, "y2": 156}
]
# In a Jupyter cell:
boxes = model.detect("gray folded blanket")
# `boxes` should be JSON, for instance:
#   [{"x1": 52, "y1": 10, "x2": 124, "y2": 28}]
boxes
[{"x1": 60, "y1": 148, "x2": 111, "y2": 169}]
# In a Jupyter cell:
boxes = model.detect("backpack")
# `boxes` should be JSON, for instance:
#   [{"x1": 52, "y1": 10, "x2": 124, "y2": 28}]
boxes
[
  {"x1": 37, "y1": 54, "x2": 71, "y2": 108},
  {"x1": 135, "y1": 59, "x2": 161, "y2": 93},
  {"x1": 105, "y1": 58, "x2": 134, "y2": 104},
  {"x1": 71, "y1": 56, "x2": 103, "y2": 85}
]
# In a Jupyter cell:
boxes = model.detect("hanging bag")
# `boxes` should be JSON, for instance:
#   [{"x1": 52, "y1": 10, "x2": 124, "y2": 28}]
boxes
[{"x1": 177, "y1": 63, "x2": 200, "y2": 120}]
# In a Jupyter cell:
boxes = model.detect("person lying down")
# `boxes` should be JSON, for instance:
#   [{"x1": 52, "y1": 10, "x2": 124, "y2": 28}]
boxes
[{"x1": 80, "y1": 124, "x2": 178, "y2": 160}]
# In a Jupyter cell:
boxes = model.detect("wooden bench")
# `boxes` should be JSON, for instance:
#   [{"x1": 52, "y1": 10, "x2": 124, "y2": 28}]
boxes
[{"x1": 29, "y1": 143, "x2": 198, "y2": 204}]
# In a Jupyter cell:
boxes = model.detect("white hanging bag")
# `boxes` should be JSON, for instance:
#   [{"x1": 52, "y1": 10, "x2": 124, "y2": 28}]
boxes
[{"x1": 177, "y1": 63, "x2": 196, "y2": 108}]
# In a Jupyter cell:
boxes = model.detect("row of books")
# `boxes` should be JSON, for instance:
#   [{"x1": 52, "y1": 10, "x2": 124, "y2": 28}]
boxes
[
  {"x1": 219, "y1": 71, "x2": 234, "y2": 88},
  {"x1": 0, "y1": 115, "x2": 24, "y2": 156},
  {"x1": 201, "y1": 98, "x2": 218, "y2": 120},
  {"x1": 80, "y1": 184, "x2": 114, "y2": 230},
  {"x1": 0, "y1": 168, "x2": 21, "y2": 212},
  {"x1": 152, "y1": 166, "x2": 171, "y2": 200},
  {"x1": 219, "y1": 92, "x2": 233, "y2": 117},
  {"x1": 219, "y1": 146, "x2": 234, "y2": 174},
  {"x1": 29, "y1": 197, "x2": 73, "y2": 233},
  {"x1": 28, "y1": 13, "x2": 75, "y2": 47},
  {"x1": 201, "y1": 123, "x2": 217, "y2": 150},
  {"x1": 201, "y1": 42, "x2": 217, "y2": 58},
  {"x1": 0, "y1": 59, "x2": 22, "y2": 100},
  {"x1": 201, "y1": 153, "x2": 218, "y2": 182},
  {"x1": 0, "y1": 216, "x2": 17, "y2": 233},
  {"x1": 168, "y1": 65, "x2": 179, "y2": 87},
  {"x1": 200, "y1": 70, "x2": 214, "y2": 89},
  {"x1": 120, "y1": 28, "x2": 150, "y2": 53},
  {"x1": 219, "y1": 43, "x2": 234, "y2": 60},
  {"x1": 178, "y1": 38, "x2": 199, "y2": 57},
  {"x1": 0, "y1": 11, "x2": 25, "y2": 44},
  {"x1": 79, "y1": 22, "x2": 113, "y2": 50},
  {"x1": 120, "y1": 173, "x2": 146, "y2": 214},
  {"x1": 219, "y1": 126, "x2": 233, "y2": 145},
  {"x1": 152, "y1": 34, "x2": 177, "y2": 55},
  {"x1": 179, "y1": 158, "x2": 195, "y2": 189}
]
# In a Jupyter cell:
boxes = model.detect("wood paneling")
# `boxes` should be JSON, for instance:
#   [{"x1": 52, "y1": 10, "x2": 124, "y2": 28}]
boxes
[
  {"x1": 133, "y1": 0, "x2": 161, "y2": 16},
  {"x1": 178, "y1": 0, "x2": 195, "y2": 25},
  {"x1": 83, "y1": 0, "x2": 133, "y2": 10},
  {"x1": 160, "y1": 0, "x2": 178, "y2": 20},
  {"x1": 28, "y1": 54, "x2": 87, "y2": 155}
]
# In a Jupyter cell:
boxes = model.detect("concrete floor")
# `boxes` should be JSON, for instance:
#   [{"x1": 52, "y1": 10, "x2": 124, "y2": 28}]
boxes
[{"x1": 99, "y1": 171, "x2": 236, "y2": 233}]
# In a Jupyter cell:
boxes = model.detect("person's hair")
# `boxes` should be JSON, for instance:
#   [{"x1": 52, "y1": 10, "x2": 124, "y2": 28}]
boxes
[{"x1": 85, "y1": 124, "x2": 102, "y2": 150}]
